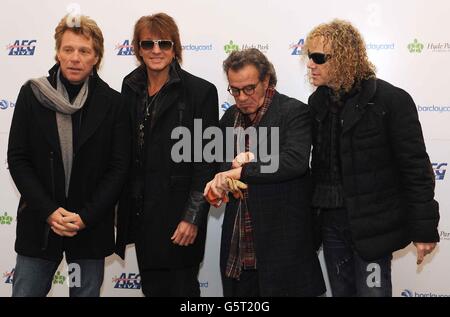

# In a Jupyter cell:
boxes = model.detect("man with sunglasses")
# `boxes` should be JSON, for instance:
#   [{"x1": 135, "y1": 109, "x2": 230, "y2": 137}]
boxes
[
  {"x1": 115, "y1": 13, "x2": 219, "y2": 297},
  {"x1": 304, "y1": 19, "x2": 439, "y2": 297},
  {"x1": 204, "y1": 48, "x2": 325, "y2": 296}
]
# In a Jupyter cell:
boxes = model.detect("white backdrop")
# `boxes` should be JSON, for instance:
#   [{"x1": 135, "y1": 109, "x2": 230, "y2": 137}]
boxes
[{"x1": 1, "y1": 0, "x2": 449, "y2": 297}]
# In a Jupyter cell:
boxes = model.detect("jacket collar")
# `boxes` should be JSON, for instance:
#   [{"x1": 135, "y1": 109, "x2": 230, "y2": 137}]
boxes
[
  {"x1": 123, "y1": 59, "x2": 182, "y2": 95},
  {"x1": 340, "y1": 77, "x2": 377, "y2": 133},
  {"x1": 310, "y1": 78, "x2": 378, "y2": 133}
]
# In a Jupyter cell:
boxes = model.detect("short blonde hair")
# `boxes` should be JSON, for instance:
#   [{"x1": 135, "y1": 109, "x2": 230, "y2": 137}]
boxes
[{"x1": 54, "y1": 15, "x2": 104, "y2": 70}]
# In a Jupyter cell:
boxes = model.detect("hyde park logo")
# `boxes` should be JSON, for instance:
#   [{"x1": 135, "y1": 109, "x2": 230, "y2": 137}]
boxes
[
  {"x1": 224, "y1": 40, "x2": 269, "y2": 54},
  {"x1": 224, "y1": 40, "x2": 240, "y2": 54},
  {"x1": 0, "y1": 212, "x2": 13, "y2": 225},
  {"x1": 53, "y1": 271, "x2": 66, "y2": 285},
  {"x1": 408, "y1": 38, "x2": 450, "y2": 53},
  {"x1": 408, "y1": 39, "x2": 424, "y2": 53}
]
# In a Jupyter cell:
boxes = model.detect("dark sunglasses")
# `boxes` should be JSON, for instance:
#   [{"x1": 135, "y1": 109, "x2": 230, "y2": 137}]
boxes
[
  {"x1": 139, "y1": 39, "x2": 174, "y2": 51},
  {"x1": 308, "y1": 52, "x2": 331, "y2": 65}
]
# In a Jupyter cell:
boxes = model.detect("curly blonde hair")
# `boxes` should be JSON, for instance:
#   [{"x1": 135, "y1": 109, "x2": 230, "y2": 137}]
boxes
[{"x1": 303, "y1": 19, "x2": 376, "y2": 92}]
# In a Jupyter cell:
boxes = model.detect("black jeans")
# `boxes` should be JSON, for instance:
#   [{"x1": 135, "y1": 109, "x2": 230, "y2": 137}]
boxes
[
  {"x1": 222, "y1": 269, "x2": 260, "y2": 297},
  {"x1": 140, "y1": 265, "x2": 200, "y2": 297}
]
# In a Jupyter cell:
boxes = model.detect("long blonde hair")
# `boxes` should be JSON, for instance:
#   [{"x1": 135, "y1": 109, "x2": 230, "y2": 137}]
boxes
[{"x1": 303, "y1": 19, "x2": 376, "y2": 92}]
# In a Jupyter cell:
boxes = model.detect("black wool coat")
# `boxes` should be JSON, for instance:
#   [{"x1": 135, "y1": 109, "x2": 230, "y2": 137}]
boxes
[
  {"x1": 8, "y1": 65, "x2": 130, "y2": 261},
  {"x1": 116, "y1": 62, "x2": 219, "y2": 269},
  {"x1": 220, "y1": 92, "x2": 326, "y2": 296}
]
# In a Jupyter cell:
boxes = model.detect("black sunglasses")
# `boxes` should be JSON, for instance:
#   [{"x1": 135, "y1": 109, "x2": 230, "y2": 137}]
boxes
[
  {"x1": 139, "y1": 39, "x2": 174, "y2": 51},
  {"x1": 227, "y1": 81, "x2": 261, "y2": 97},
  {"x1": 308, "y1": 52, "x2": 331, "y2": 65}
]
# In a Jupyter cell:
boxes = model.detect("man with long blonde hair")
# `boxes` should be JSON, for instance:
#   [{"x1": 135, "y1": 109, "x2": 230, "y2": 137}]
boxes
[{"x1": 304, "y1": 19, "x2": 439, "y2": 297}]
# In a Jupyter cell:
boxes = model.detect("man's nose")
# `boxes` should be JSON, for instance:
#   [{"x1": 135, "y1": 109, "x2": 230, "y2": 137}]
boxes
[
  {"x1": 152, "y1": 43, "x2": 162, "y2": 53},
  {"x1": 236, "y1": 90, "x2": 249, "y2": 102},
  {"x1": 307, "y1": 58, "x2": 316, "y2": 69},
  {"x1": 70, "y1": 51, "x2": 81, "y2": 62}
]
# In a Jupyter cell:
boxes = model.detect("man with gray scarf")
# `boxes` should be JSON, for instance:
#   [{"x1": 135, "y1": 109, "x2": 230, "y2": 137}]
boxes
[{"x1": 7, "y1": 14, "x2": 130, "y2": 297}]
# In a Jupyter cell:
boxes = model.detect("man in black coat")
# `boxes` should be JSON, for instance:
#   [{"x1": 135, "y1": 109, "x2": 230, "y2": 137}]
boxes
[
  {"x1": 204, "y1": 48, "x2": 325, "y2": 296},
  {"x1": 115, "y1": 13, "x2": 219, "y2": 297},
  {"x1": 7, "y1": 15, "x2": 130, "y2": 297},
  {"x1": 304, "y1": 19, "x2": 439, "y2": 296}
]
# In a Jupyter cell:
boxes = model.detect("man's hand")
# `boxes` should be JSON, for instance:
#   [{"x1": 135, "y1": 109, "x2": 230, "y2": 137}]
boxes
[
  {"x1": 414, "y1": 242, "x2": 437, "y2": 265},
  {"x1": 61, "y1": 212, "x2": 86, "y2": 231},
  {"x1": 47, "y1": 207, "x2": 85, "y2": 237},
  {"x1": 171, "y1": 221, "x2": 198, "y2": 246},
  {"x1": 232, "y1": 152, "x2": 255, "y2": 169},
  {"x1": 203, "y1": 167, "x2": 243, "y2": 199}
]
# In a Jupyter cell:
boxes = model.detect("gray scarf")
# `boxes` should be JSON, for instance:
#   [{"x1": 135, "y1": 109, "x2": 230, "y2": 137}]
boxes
[{"x1": 29, "y1": 68, "x2": 89, "y2": 197}]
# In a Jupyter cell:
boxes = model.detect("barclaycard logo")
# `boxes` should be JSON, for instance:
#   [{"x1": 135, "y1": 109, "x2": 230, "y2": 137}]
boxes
[
  {"x1": 0, "y1": 100, "x2": 15, "y2": 110},
  {"x1": 6, "y1": 40, "x2": 37, "y2": 56},
  {"x1": 182, "y1": 44, "x2": 213, "y2": 51},
  {"x1": 401, "y1": 289, "x2": 450, "y2": 297},
  {"x1": 401, "y1": 289, "x2": 413, "y2": 297},
  {"x1": 221, "y1": 101, "x2": 232, "y2": 113}
]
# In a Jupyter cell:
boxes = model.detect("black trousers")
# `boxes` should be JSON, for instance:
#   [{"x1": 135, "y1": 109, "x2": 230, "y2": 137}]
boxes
[
  {"x1": 222, "y1": 269, "x2": 260, "y2": 297},
  {"x1": 140, "y1": 265, "x2": 200, "y2": 297}
]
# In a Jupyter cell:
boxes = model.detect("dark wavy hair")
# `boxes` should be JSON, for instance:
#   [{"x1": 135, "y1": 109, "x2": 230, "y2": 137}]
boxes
[{"x1": 223, "y1": 48, "x2": 277, "y2": 87}]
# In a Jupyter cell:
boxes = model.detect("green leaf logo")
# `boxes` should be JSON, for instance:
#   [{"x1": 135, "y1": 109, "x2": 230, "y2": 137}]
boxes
[
  {"x1": 53, "y1": 271, "x2": 66, "y2": 285},
  {"x1": 0, "y1": 212, "x2": 13, "y2": 225},
  {"x1": 408, "y1": 39, "x2": 424, "y2": 53},
  {"x1": 224, "y1": 40, "x2": 239, "y2": 54}
]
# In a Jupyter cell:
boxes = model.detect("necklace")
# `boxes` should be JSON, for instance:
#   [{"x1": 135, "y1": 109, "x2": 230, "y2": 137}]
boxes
[{"x1": 138, "y1": 87, "x2": 164, "y2": 151}]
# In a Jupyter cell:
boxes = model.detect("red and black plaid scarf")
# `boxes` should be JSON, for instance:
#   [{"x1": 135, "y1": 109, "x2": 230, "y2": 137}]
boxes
[{"x1": 225, "y1": 87, "x2": 275, "y2": 280}]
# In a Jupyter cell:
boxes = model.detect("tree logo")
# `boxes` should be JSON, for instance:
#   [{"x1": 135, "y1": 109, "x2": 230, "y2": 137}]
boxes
[
  {"x1": 408, "y1": 39, "x2": 424, "y2": 53},
  {"x1": 224, "y1": 40, "x2": 239, "y2": 54}
]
